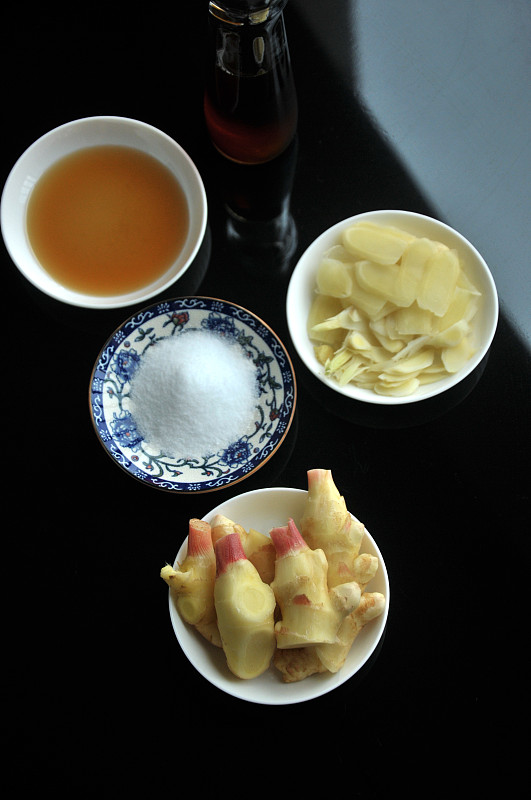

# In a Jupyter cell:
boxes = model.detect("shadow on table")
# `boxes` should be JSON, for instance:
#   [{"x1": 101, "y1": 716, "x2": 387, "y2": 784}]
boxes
[
  {"x1": 7, "y1": 223, "x2": 213, "y2": 339},
  {"x1": 291, "y1": 349, "x2": 490, "y2": 430}
]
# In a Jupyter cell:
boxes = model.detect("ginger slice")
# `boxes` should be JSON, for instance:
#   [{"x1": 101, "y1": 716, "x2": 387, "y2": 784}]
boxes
[
  {"x1": 417, "y1": 247, "x2": 460, "y2": 317},
  {"x1": 316, "y1": 257, "x2": 353, "y2": 298},
  {"x1": 342, "y1": 222, "x2": 412, "y2": 265}
]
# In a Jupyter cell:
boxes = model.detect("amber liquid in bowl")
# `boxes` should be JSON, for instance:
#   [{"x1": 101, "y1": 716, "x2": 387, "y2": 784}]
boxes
[{"x1": 26, "y1": 145, "x2": 189, "y2": 296}]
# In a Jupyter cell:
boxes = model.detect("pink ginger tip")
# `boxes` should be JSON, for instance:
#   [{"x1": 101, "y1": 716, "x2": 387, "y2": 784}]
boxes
[
  {"x1": 215, "y1": 531, "x2": 246, "y2": 574},
  {"x1": 270, "y1": 518, "x2": 307, "y2": 557},
  {"x1": 187, "y1": 519, "x2": 214, "y2": 557},
  {"x1": 307, "y1": 468, "x2": 329, "y2": 490}
]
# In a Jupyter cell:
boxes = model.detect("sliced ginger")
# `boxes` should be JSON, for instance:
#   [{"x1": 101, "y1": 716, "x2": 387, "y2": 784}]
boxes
[
  {"x1": 309, "y1": 221, "x2": 482, "y2": 395},
  {"x1": 342, "y1": 221, "x2": 413, "y2": 265}
]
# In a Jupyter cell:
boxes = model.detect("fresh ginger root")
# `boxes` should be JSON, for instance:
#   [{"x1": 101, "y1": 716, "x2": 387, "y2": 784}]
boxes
[
  {"x1": 273, "y1": 592, "x2": 386, "y2": 681},
  {"x1": 270, "y1": 518, "x2": 361, "y2": 649},
  {"x1": 315, "y1": 591, "x2": 386, "y2": 673},
  {"x1": 300, "y1": 468, "x2": 367, "y2": 588},
  {"x1": 272, "y1": 645, "x2": 328, "y2": 683},
  {"x1": 214, "y1": 532, "x2": 277, "y2": 679},
  {"x1": 161, "y1": 470, "x2": 386, "y2": 684},
  {"x1": 210, "y1": 513, "x2": 245, "y2": 546},
  {"x1": 272, "y1": 469, "x2": 386, "y2": 681},
  {"x1": 350, "y1": 552, "x2": 380, "y2": 592},
  {"x1": 210, "y1": 513, "x2": 276, "y2": 584},
  {"x1": 160, "y1": 518, "x2": 221, "y2": 647}
]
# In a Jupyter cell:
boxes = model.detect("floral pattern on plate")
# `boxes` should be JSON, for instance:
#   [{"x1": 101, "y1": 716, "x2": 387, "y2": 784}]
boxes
[{"x1": 89, "y1": 297, "x2": 297, "y2": 492}]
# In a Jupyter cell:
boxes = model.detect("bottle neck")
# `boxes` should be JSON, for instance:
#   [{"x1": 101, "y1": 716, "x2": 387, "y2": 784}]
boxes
[{"x1": 208, "y1": 0, "x2": 288, "y2": 26}]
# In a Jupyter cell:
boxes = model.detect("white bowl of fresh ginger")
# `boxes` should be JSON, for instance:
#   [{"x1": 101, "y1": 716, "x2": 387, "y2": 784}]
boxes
[
  {"x1": 163, "y1": 472, "x2": 389, "y2": 705},
  {"x1": 286, "y1": 210, "x2": 499, "y2": 404}
]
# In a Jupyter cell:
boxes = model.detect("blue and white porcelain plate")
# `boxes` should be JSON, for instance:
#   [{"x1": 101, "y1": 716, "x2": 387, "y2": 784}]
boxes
[{"x1": 89, "y1": 296, "x2": 297, "y2": 493}]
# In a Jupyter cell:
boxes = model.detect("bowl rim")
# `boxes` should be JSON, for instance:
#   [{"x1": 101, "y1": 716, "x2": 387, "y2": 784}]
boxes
[
  {"x1": 88, "y1": 295, "x2": 297, "y2": 493},
  {"x1": 286, "y1": 209, "x2": 499, "y2": 406},
  {"x1": 168, "y1": 486, "x2": 390, "y2": 704},
  {"x1": 1, "y1": 115, "x2": 208, "y2": 309}
]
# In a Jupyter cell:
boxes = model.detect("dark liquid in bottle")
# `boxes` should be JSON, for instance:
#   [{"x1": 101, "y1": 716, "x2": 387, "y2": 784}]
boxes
[{"x1": 204, "y1": 13, "x2": 297, "y2": 164}]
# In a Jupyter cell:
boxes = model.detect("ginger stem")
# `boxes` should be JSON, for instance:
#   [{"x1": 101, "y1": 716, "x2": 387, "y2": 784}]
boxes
[
  {"x1": 215, "y1": 530, "x2": 246, "y2": 574},
  {"x1": 186, "y1": 518, "x2": 214, "y2": 557},
  {"x1": 269, "y1": 518, "x2": 305, "y2": 557}
]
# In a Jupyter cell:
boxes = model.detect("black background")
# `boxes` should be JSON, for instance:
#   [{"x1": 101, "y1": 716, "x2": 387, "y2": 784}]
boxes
[{"x1": 3, "y1": 4, "x2": 529, "y2": 790}]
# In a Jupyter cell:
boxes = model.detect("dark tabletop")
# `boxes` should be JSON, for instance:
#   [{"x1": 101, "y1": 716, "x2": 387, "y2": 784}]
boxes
[{"x1": 4, "y1": 1, "x2": 530, "y2": 789}]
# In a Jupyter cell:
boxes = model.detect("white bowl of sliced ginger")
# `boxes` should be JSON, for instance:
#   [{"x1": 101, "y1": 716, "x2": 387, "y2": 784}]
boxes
[
  {"x1": 162, "y1": 469, "x2": 389, "y2": 705},
  {"x1": 286, "y1": 210, "x2": 499, "y2": 404}
]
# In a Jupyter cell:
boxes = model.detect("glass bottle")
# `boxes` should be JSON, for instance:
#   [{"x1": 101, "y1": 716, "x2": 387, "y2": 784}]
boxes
[{"x1": 204, "y1": 0, "x2": 298, "y2": 165}]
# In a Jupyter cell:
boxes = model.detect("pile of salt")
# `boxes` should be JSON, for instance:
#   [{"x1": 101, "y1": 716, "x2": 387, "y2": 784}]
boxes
[{"x1": 129, "y1": 330, "x2": 259, "y2": 459}]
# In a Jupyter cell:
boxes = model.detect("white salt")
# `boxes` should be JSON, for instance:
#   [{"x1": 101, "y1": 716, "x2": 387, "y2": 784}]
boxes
[{"x1": 129, "y1": 330, "x2": 259, "y2": 459}]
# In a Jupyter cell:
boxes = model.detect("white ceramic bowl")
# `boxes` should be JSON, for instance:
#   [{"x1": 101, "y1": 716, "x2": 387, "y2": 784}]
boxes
[
  {"x1": 1, "y1": 116, "x2": 207, "y2": 309},
  {"x1": 167, "y1": 487, "x2": 389, "y2": 705},
  {"x1": 286, "y1": 210, "x2": 499, "y2": 405}
]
